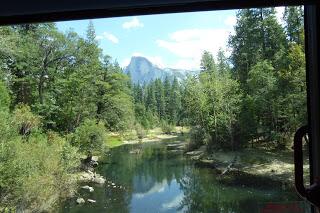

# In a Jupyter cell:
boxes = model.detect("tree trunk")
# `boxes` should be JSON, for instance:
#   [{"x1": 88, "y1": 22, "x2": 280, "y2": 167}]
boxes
[{"x1": 38, "y1": 74, "x2": 44, "y2": 104}]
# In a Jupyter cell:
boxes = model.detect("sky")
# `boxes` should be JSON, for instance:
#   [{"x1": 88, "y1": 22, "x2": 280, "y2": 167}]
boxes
[{"x1": 56, "y1": 8, "x2": 284, "y2": 70}]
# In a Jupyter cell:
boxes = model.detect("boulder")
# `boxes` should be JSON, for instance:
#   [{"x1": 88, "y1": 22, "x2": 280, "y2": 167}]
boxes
[
  {"x1": 76, "y1": 197, "x2": 85, "y2": 204},
  {"x1": 93, "y1": 173, "x2": 106, "y2": 184},
  {"x1": 81, "y1": 185, "x2": 94, "y2": 192},
  {"x1": 129, "y1": 149, "x2": 141, "y2": 154},
  {"x1": 79, "y1": 171, "x2": 106, "y2": 184},
  {"x1": 79, "y1": 172, "x2": 92, "y2": 182},
  {"x1": 186, "y1": 150, "x2": 205, "y2": 156},
  {"x1": 91, "y1": 156, "x2": 99, "y2": 162},
  {"x1": 87, "y1": 199, "x2": 96, "y2": 203}
]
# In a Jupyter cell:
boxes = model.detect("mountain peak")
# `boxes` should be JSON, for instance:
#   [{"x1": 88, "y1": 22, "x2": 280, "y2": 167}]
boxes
[
  {"x1": 128, "y1": 56, "x2": 154, "y2": 69},
  {"x1": 131, "y1": 55, "x2": 148, "y2": 60},
  {"x1": 124, "y1": 56, "x2": 198, "y2": 84},
  {"x1": 130, "y1": 56, "x2": 151, "y2": 63}
]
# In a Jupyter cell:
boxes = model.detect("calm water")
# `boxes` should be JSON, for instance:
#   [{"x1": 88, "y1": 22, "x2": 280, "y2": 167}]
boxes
[{"x1": 62, "y1": 141, "x2": 309, "y2": 213}]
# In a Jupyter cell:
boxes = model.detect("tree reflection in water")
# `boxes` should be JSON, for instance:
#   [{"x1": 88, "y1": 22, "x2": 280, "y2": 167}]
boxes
[{"x1": 62, "y1": 142, "x2": 306, "y2": 213}]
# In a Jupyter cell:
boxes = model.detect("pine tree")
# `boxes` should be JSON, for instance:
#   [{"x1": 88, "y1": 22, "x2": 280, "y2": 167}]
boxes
[
  {"x1": 217, "y1": 48, "x2": 230, "y2": 74},
  {"x1": 168, "y1": 77, "x2": 181, "y2": 124},
  {"x1": 200, "y1": 51, "x2": 216, "y2": 73},
  {"x1": 284, "y1": 6, "x2": 304, "y2": 45},
  {"x1": 229, "y1": 8, "x2": 286, "y2": 88},
  {"x1": 154, "y1": 79, "x2": 166, "y2": 119}
]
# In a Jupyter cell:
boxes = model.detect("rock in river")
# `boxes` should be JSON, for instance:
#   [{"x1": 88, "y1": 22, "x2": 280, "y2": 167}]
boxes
[
  {"x1": 93, "y1": 174, "x2": 106, "y2": 184},
  {"x1": 76, "y1": 197, "x2": 85, "y2": 204},
  {"x1": 81, "y1": 185, "x2": 94, "y2": 192},
  {"x1": 79, "y1": 171, "x2": 106, "y2": 184},
  {"x1": 87, "y1": 199, "x2": 96, "y2": 203},
  {"x1": 129, "y1": 149, "x2": 141, "y2": 154}
]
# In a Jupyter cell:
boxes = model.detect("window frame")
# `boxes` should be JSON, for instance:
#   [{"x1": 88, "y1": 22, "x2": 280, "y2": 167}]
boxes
[{"x1": 0, "y1": 0, "x2": 319, "y2": 211}]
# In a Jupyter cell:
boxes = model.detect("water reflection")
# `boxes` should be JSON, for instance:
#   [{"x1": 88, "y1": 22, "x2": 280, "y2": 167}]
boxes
[
  {"x1": 133, "y1": 178, "x2": 167, "y2": 198},
  {"x1": 62, "y1": 142, "x2": 307, "y2": 213}
]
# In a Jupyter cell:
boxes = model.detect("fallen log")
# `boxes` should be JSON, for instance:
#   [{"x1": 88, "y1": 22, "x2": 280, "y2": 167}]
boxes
[
  {"x1": 194, "y1": 159, "x2": 216, "y2": 169},
  {"x1": 220, "y1": 155, "x2": 238, "y2": 176}
]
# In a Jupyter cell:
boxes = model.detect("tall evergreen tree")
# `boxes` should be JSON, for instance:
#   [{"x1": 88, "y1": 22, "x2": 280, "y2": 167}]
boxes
[
  {"x1": 217, "y1": 48, "x2": 230, "y2": 74},
  {"x1": 200, "y1": 51, "x2": 216, "y2": 73},
  {"x1": 229, "y1": 8, "x2": 286, "y2": 89},
  {"x1": 284, "y1": 6, "x2": 304, "y2": 46}
]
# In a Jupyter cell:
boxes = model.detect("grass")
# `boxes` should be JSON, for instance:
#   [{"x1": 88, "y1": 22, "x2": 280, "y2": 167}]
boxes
[
  {"x1": 106, "y1": 135, "x2": 124, "y2": 148},
  {"x1": 104, "y1": 126, "x2": 191, "y2": 148}
]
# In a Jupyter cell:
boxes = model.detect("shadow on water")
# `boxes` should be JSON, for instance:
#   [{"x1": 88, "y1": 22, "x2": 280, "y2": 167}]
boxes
[{"x1": 62, "y1": 140, "x2": 309, "y2": 213}]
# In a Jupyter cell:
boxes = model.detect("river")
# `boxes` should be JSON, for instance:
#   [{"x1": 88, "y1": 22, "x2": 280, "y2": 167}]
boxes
[{"x1": 62, "y1": 140, "x2": 309, "y2": 213}]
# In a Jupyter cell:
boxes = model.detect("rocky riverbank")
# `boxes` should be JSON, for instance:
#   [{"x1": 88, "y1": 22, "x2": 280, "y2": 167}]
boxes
[
  {"x1": 185, "y1": 145, "x2": 309, "y2": 190},
  {"x1": 74, "y1": 156, "x2": 106, "y2": 205}
]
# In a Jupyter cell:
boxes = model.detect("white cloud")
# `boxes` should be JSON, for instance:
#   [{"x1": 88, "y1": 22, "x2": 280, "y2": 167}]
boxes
[
  {"x1": 161, "y1": 193, "x2": 184, "y2": 209},
  {"x1": 121, "y1": 58, "x2": 131, "y2": 68},
  {"x1": 171, "y1": 59, "x2": 200, "y2": 70},
  {"x1": 224, "y1": 15, "x2": 237, "y2": 27},
  {"x1": 121, "y1": 52, "x2": 165, "y2": 68},
  {"x1": 96, "y1": 35, "x2": 103, "y2": 40},
  {"x1": 133, "y1": 179, "x2": 167, "y2": 199},
  {"x1": 122, "y1": 17, "x2": 144, "y2": 29},
  {"x1": 275, "y1": 6, "x2": 285, "y2": 25},
  {"x1": 157, "y1": 28, "x2": 232, "y2": 70},
  {"x1": 96, "y1": 32, "x2": 119, "y2": 44}
]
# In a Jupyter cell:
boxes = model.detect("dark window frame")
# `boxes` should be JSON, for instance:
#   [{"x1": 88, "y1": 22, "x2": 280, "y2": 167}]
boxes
[
  {"x1": 0, "y1": 0, "x2": 319, "y2": 211},
  {"x1": 0, "y1": 0, "x2": 316, "y2": 25}
]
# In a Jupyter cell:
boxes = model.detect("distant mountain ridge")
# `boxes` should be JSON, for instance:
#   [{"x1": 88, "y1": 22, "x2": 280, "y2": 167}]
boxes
[{"x1": 124, "y1": 56, "x2": 199, "y2": 84}]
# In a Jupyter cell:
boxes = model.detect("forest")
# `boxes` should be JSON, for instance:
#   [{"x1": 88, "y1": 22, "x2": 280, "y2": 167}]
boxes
[{"x1": 0, "y1": 6, "x2": 306, "y2": 212}]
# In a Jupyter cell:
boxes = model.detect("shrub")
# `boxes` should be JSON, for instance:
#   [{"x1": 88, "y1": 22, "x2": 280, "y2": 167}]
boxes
[
  {"x1": 0, "y1": 81, "x2": 10, "y2": 111},
  {"x1": 135, "y1": 123, "x2": 146, "y2": 140},
  {"x1": 161, "y1": 121, "x2": 174, "y2": 134},
  {"x1": 0, "y1": 111, "x2": 16, "y2": 144},
  {"x1": 187, "y1": 126, "x2": 206, "y2": 151},
  {"x1": 71, "y1": 119, "x2": 107, "y2": 158},
  {"x1": 0, "y1": 132, "x2": 79, "y2": 212},
  {"x1": 12, "y1": 104, "x2": 41, "y2": 137},
  {"x1": 48, "y1": 131, "x2": 80, "y2": 171}
]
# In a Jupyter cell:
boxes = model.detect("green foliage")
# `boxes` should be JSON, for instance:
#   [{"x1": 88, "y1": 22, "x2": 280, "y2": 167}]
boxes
[
  {"x1": 107, "y1": 135, "x2": 123, "y2": 148},
  {"x1": 71, "y1": 119, "x2": 107, "y2": 157},
  {"x1": 0, "y1": 81, "x2": 10, "y2": 111},
  {"x1": 247, "y1": 61, "x2": 277, "y2": 140},
  {"x1": 217, "y1": 48, "x2": 230, "y2": 74},
  {"x1": 229, "y1": 8, "x2": 286, "y2": 88},
  {"x1": 0, "y1": 137, "x2": 79, "y2": 211},
  {"x1": 187, "y1": 126, "x2": 207, "y2": 151},
  {"x1": 48, "y1": 131, "x2": 80, "y2": 171},
  {"x1": 228, "y1": 6, "x2": 306, "y2": 148},
  {"x1": 132, "y1": 76, "x2": 183, "y2": 128},
  {"x1": 160, "y1": 121, "x2": 174, "y2": 134},
  {"x1": 99, "y1": 69, "x2": 135, "y2": 131},
  {"x1": 184, "y1": 54, "x2": 242, "y2": 149},
  {"x1": 0, "y1": 114, "x2": 79, "y2": 211},
  {"x1": 135, "y1": 123, "x2": 147, "y2": 140},
  {"x1": 200, "y1": 50, "x2": 216, "y2": 73},
  {"x1": 0, "y1": 22, "x2": 135, "y2": 133},
  {"x1": 12, "y1": 104, "x2": 41, "y2": 137},
  {"x1": 284, "y1": 6, "x2": 304, "y2": 45}
]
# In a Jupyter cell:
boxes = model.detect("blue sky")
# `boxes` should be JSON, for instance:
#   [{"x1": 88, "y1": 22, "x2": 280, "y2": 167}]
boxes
[{"x1": 56, "y1": 8, "x2": 284, "y2": 70}]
